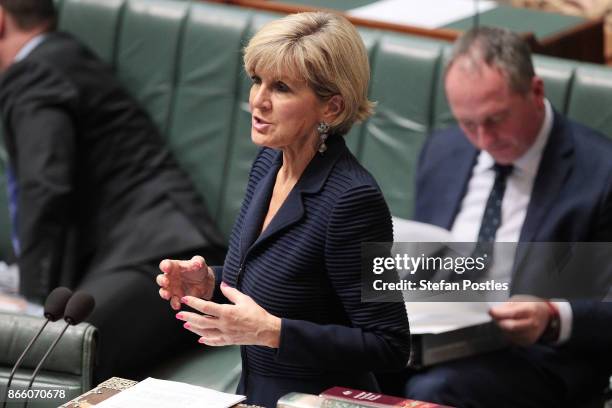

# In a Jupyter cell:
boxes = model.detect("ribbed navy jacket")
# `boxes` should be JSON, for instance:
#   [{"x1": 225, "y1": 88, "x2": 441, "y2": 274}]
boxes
[{"x1": 213, "y1": 135, "x2": 411, "y2": 407}]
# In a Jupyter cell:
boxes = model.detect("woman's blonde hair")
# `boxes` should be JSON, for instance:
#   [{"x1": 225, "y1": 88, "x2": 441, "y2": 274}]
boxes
[{"x1": 244, "y1": 12, "x2": 374, "y2": 135}]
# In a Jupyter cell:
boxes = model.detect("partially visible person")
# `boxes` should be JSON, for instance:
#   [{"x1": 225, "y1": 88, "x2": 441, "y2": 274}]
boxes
[
  {"x1": 388, "y1": 26, "x2": 612, "y2": 407},
  {"x1": 157, "y1": 12, "x2": 411, "y2": 408},
  {"x1": 0, "y1": 0, "x2": 225, "y2": 383}
]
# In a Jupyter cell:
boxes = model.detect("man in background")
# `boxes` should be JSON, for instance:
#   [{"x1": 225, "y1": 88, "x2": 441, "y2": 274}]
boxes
[
  {"x1": 400, "y1": 26, "x2": 612, "y2": 406},
  {"x1": 0, "y1": 0, "x2": 225, "y2": 382}
]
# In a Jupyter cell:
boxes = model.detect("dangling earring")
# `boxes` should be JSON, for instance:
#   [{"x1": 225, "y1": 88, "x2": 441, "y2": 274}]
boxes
[{"x1": 317, "y1": 122, "x2": 330, "y2": 154}]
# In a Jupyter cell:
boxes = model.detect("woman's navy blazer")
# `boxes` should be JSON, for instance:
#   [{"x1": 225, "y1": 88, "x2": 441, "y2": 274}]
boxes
[{"x1": 214, "y1": 135, "x2": 411, "y2": 407}]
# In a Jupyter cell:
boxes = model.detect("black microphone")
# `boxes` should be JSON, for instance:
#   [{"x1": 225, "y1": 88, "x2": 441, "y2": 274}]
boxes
[
  {"x1": 23, "y1": 291, "x2": 95, "y2": 408},
  {"x1": 2, "y1": 287, "x2": 73, "y2": 408}
]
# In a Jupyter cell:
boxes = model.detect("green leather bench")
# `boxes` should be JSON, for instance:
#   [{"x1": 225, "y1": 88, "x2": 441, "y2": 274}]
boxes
[
  {"x1": 47, "y1": 0, "x2": 612, "y2": 225},
  {"x1": 0, "y1": 312, "x2": 97, "y2": 408},
  {"x1": 1, "y1": 0, "x2": 612, "y2": 402}
]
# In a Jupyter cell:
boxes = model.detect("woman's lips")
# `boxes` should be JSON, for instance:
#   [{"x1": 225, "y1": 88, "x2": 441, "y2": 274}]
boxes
[{"x1": 252, "y1": 116, "x2": 271, "y2": 132}]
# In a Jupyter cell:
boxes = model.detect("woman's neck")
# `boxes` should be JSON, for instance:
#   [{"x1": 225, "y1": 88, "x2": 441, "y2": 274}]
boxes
[{"x1": 278, "y1": 136, "x2": 319, "y2": 183}]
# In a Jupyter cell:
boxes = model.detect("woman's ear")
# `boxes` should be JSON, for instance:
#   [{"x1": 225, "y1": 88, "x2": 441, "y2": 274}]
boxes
[{"x1": 322, "y1": 94, "x2": 344, "y2": 123}]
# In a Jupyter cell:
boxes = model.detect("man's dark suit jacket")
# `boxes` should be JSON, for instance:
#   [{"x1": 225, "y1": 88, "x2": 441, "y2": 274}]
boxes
[
  {"x1": 414, "y1": 110, "x2": 612, "y2": 392},
  {"x1": 216, "y1": 136, "x2": 411, "y2": 408},
  {"x1": 0, "y1": 32, "x2": 224, "y2": 302}
]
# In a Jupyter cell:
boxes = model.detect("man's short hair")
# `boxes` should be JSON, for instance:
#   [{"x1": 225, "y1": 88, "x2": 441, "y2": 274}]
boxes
[
  {"x1": 0, "y1": 0, "x2": 56, "y2": 31},
  {"x1": 445, "y1": 26, "x2": 535, "y2": 95}
]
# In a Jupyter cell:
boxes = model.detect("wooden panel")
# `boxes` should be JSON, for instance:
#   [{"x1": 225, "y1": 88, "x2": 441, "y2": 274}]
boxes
[
  {"x1": 205, "y1": 0, "x2": 604, "y2": 63},
  {"x1": 204, "y1": 0, "x2": 460, "y2": 41}
]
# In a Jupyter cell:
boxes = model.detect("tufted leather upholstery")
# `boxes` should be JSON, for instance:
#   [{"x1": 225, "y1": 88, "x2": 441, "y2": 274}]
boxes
[{"x1": 0, "y1": 312, "x2": 97, "y2": 408}]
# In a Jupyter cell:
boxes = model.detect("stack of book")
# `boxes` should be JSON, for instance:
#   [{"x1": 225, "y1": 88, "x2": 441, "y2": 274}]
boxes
[{"x1": 277, "y1": 386, "x2": 454, "y2": 408}]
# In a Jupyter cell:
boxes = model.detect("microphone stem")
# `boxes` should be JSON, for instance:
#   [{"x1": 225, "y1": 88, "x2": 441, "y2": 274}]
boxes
[
  {"x1": 2, "y1": 320, "x2": 49, "y2": 408},
  {"x1": 23, "y1": 322, "x2": 70, "y2": 408}
]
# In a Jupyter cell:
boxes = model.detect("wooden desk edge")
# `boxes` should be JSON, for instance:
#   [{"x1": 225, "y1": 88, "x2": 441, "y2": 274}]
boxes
[{"x1": 59, "y1": 377, "x2": 263, "y2": 408}]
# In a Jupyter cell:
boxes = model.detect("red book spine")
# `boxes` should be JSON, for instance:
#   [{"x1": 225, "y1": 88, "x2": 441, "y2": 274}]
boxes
[{"x1": 320, "y1": 387, "x2": 454, "y2": 408}]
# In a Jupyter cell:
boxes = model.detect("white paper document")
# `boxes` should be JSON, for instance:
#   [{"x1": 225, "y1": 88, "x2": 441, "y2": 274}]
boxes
[
  {"x1": 406, "y1": 301, "x2": 495, "y2": 334},
  {"x1": 95, "y1": 377, "x2": 246, "y2": 408},
  {"x1": 392, "y1": 217, "x2": 454, "y2": 242},
  {"x1": 348, "y1": 0, "x2": 496, "y2": 28}
]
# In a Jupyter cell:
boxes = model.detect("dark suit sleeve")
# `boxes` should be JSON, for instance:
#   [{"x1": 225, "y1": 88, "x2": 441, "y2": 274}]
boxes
[
  {"x1": 566, "y1": 301, "x2": 612, "y2": 367},
  {"x1": 5, "y1": 61, "x2": 79, "y2": 302},
  {"x1": 593, "y1": 170, "x2": 612, "y2": 242},
  {"x1": 275, "y1": 185, "x2": 411, "y2": 371},
  {"x1": 566, "y1": 172, "x2": 612, "y2": 352}
]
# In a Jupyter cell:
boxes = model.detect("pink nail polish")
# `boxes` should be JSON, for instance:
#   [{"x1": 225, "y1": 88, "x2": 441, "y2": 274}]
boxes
[
  {"x1": 183, "y1": 322, "x2": 190, "y2": 329},
  {"x1": 181, "y1": 297, "x2": 188, "y2": 304},
  {"x1": 176, "y1": 313, "x2": 183, "y2": 320},
  {"x1": 220, "y1": 281, "x2": 228, "y2": 288},
  {"x1": 198, "y1": 338, "x2": 205, "y2": 343}
]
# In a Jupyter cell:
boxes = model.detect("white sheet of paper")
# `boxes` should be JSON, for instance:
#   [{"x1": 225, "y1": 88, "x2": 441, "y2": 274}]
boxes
[
  {"x1": 95, "y1": 378, "x2": 246, "y2": 408},
  {"x1": 406, "y1": 301, "x2": 494, "y2": 334},
  {"x1": 392, "y1": 217, "x2": 454, "y2": 242},
  {"x1": 348, "y1": 0, "x2": 496, "y2": 28}
]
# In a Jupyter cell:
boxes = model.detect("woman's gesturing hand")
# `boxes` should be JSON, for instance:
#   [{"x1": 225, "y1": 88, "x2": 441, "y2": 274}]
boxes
[
  {"x1": 156, "y1": 255, "x2": 215, "y2": 310},
  {"x1": 176, "y1": 282, "x2": 282, "y2": 348}
]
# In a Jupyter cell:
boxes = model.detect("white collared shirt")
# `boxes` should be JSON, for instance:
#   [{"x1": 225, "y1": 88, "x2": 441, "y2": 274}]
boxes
[
  {"x1": 450, "y1": 99, "x2": 572, "y2": 343},
  {"x1": 14, "y1": 34, "x2": 47, "y2": 63}
]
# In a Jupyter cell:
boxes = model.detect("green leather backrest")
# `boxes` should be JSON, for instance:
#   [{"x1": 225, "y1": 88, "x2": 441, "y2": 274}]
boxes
[
  {"x1": 0, "y1": 314, "x2": 96, "y2": 377},
  {"x1": 58, "y1": 0, "x2": 125, "y2": 66},
  {"x1": 344, "y1": 29, "x2": 380, "y2": 158},
  {"x1": 167, "y1": 3, "x2": 253, "y2": 218},
  {"x1": 116, "y1": 0, "x2": 188, "y2": 135},
  {"x1": 362, "y1": 34, "x2": 443, "y2": 218},
  {"x1": 533, "y1": 55, "x2": 575, "y2": 113},
  {"x1": 432, "y1": 47, "x2": 454, "y2": 131},
  {"x1": 567, "y1": 65, "x2": 612, "y2": 138},
  {"x1": 0, "y1": 313, "x2": 97, "y2": 406},
  {"x1": 52, "y1": 0, "x2": 612, "y2": 239}
]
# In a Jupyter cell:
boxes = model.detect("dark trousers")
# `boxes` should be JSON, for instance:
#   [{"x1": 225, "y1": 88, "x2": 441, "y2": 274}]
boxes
[{"x1": 377, "y1": 345, "x2": 609, "y2": 408}]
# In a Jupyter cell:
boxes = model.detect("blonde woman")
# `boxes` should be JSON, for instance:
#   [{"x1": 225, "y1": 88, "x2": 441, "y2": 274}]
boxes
[{"x1": 157, "y1": 12, "x2": 410, "y2": 407}]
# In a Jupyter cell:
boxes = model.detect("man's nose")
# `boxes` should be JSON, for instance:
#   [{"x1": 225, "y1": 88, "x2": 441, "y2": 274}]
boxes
[{"x1": 476, "y1": 125, "x2": 497, "y2": 149}]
